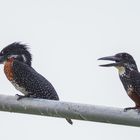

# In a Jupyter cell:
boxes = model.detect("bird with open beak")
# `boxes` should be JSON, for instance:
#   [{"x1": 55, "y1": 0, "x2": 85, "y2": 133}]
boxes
[{"x1": 98, "y1": 52, "x2": 140, "y2": 111}]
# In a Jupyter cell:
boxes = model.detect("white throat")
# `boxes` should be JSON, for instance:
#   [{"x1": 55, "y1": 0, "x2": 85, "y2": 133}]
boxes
[{"x1": 116, "y1": 66, "x2": 126, "y2": 76}]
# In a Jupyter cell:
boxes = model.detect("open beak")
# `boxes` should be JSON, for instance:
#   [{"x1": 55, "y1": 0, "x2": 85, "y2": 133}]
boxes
[
  {"x1": 0, "y1": 55, "x2": 5, "y2": 64},
  {"x1": 98, "y1": 55, "x2": 122, "y2": 67}
]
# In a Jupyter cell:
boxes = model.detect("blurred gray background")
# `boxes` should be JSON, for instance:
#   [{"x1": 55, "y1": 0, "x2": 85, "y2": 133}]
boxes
[{"x1": 0, "y1": 0, "x2": 139, "y2": 140}]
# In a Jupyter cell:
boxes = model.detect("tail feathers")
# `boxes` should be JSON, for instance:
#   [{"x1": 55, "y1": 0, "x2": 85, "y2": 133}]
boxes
[{"x1": 66, "y1": 118, "x2": 73, "y2": 125}]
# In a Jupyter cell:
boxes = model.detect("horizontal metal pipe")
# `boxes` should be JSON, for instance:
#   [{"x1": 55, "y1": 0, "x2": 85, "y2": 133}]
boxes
[{"x1": 0, "y1": 94, "x2": 139, "y2": 127}]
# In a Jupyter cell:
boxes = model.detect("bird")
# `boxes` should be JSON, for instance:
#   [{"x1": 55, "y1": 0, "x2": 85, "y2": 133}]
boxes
[
  {"x1": 98, "y1": 52, "x2": 140, "y2": 111},
  {"x1": 0, "y1": 42, "x2": 73, "y2": 124}
]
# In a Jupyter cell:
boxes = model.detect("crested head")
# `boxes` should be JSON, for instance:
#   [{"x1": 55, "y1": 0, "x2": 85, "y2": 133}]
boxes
[
  {"x1": 0, "y1": 42, "x2": 32, "y2": 66},
  {"x1": 115, "y1": 53, "x2": 136, "y2": 66},
  {"x1": 98, "y1": 52, "x2": 138, "y2": 72}
]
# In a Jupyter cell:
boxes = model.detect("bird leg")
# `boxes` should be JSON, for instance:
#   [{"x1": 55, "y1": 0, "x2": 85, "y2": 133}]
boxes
[
  {"x1": 124, "y1": 106, "x2": 140, "y2": 112},
  {"x1": 16, "y1": 94, "x2": 29, "y2": 100}
]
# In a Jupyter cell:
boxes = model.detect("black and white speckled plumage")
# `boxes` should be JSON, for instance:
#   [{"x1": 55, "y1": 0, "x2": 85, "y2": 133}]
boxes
[
  {"x1": 0, "y1": 42, "x2": 73, "y2": 124},
  {"x1": 129, "y1": 70, "x2": 140, "y2": 96},
  {"x1": 1, "y1": 43, "x2": 59, "y2": 100},
  {"x1": 99, "y1": 52, "x2": 140, "y2": 110},
  {"x1": 12, "y1": 60, "x2": 59, "y2": 100}
]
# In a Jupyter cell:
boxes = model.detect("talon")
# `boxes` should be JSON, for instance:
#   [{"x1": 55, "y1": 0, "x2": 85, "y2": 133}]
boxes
[
  {"x1": 15, "y1": 94, "x2": 26, "y2": 100},
  {"x1": 124, "y1": 106, "x2": 140, "y2": 112},
  {"x1": 124, "y1": 108, "x2": 129, "y2": 112},
  {"x1": 124, "y1": 107, "x2": 134, "y2": 112}
]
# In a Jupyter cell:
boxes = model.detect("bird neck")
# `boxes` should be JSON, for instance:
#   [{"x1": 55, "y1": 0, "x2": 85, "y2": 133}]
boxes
[
  {"x1": 118, "y1": 67, "x2": 133, "y2": 92},
  {"x1": 116, "y1": 64, "x2": 138, "y2": 77},
  {"x1": 15, "y1": 53, "x2": 32, "y2": 66}
]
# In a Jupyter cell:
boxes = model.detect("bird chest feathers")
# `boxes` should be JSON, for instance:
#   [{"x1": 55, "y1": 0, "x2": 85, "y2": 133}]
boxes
[
  {"x1": 4, "y1": 59, "x2": 28, "y2": 95},
  {"x1": 4, "y1": 58, "x2": 14, "y2": 81}
]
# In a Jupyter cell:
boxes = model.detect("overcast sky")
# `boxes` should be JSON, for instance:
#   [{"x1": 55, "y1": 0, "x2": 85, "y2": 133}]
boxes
[{"x1": 0, "y1": 0, "x2": 140, "y2": 140}]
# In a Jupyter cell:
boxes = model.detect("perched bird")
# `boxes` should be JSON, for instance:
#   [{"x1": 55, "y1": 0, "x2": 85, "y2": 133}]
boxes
[
  {"x1": 0, "y1": 42, "x2": 73, "y2": 124},
  {"x1": 98, "y1": 52, "x2": 140, "y2": 111}
]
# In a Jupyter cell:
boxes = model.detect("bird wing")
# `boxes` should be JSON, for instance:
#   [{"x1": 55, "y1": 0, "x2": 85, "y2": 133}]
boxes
[
  {"x1": 12, "y1": 60, "x2": 59, "y2": 100},
  {"x1": 130, "y1": 70, "x2": 140, "y2": 96}
]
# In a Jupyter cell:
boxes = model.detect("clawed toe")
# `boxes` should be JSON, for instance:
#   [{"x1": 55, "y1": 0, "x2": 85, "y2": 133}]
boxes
[
  {"x1": 15, "y1": 94, "x2": 27, "y2": 100},
  {"x1": 124, "y1": 106, "x2": 140, "y2": 113}
]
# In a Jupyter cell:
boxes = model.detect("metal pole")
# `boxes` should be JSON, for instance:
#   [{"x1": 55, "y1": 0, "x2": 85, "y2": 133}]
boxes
[{"x1": 0, "y1": 94, "x2": 139, "y2": 127}]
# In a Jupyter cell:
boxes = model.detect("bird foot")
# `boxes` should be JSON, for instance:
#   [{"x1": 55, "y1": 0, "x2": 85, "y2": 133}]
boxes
[
  {"x1": 15, "y1": 94, "x2": 28, "y2": 100},
  {"x1": 124, "y1": 106, "x2": 140, "y2": 112}
]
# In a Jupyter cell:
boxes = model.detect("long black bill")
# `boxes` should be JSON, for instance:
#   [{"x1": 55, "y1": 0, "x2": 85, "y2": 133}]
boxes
[
  {"x1": 98, "y1": 56, "x2": 121, "y2": 67},
  {"x1": 0, "y1": 55, "x2": 5, "y2": 64}
]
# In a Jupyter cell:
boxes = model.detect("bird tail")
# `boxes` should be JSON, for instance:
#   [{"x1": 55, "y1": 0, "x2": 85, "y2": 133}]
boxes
[{"x1": 66, "y1": 118, "x2": 73, "y2": 125}]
